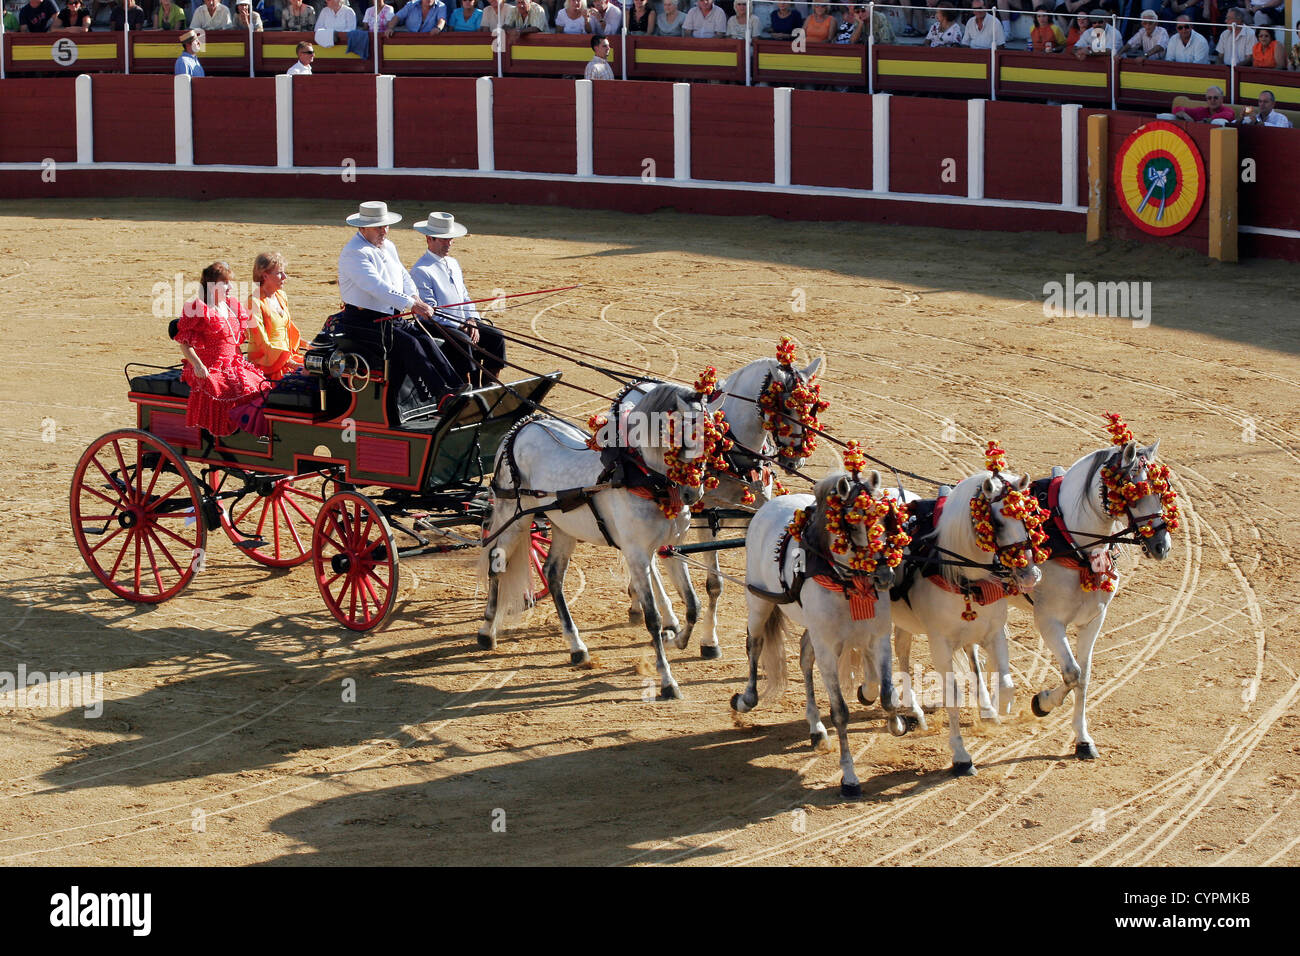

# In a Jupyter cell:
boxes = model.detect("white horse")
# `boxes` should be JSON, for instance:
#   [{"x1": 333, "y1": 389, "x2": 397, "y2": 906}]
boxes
[
  {"x1": 887, "y1": 467, "x2": 1045, "y2": 776},
  {"x1": 731, "y1": 470, "x2": 906, "y2": 799},
  {"x1": 625, "y1": 350, "x2": 825, "y2": 658},
  {"x1": 478, "y1": 381, "x2": 720, "y2": 699}
]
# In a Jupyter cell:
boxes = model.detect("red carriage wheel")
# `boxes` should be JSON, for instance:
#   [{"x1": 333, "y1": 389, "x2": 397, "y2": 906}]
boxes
[
  {"x1": 211, "y1": 468, "x2": 324, "y2": 568},
  {"x1": 70, "y1": 428, "x2": 206, "y2": 603},
  {"x1": 312, "y1": 491, "x2": 400, "y2": 632},
  {"x1": 529, "y1": 521, "x2": 551, "y2": 602}
]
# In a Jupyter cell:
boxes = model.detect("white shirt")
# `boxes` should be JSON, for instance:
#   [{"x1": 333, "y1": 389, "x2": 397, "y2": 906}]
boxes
[
  {"x1": 1165, "y1": 29, "x2": 1210, "y2": 64},
  {"x1": 1245, "y1": 109, "x2": 1293, "y2": 128},
  {"x1": 339, "y1": 232, "x2": 418, "y2": 315},
  {"x1": 962, "y1": 14, "x2": 1004, "y2": 50},
  {"x1": 683, "y1": 4, "x2": 727, "y2": 37},
  {"x1": 1074, "y1": 24, "x2": 1119, "y2": 52},
  {"x1": 555, "y1": 6, "x2": 588, "y2": 32},
  {"x1": 1216, "y1": 26, "x2": 1253, "y2": 65},
  {"x1": 314, "y1": 4, "x2": 357, "y2": 47},
  {"x1": 590, "y1": 2, "x2": 620, "y2": 34},
  {"x1": 1125, "y1": 25, "x2": 1168, "y2": 56},
  {"x1": 286, "y1": 60, "x2": 312, "y2": 75},
  {"x1": 191, "y1": 4, "x2": 232, "y2": 29},
  {"x1": 585, "y1": 54, "x2": 614, "y2": 79},
  {"x1": 409, "y1": 251, "x2": 479, "y2": 326}
]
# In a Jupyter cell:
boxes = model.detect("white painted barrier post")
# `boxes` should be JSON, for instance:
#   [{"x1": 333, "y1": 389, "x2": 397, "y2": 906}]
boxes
[
  {"x1": 376, "y1": 74, "x2": 394, "y2": 170},
  {"x1": 673, "y1": 82, "x2": 690, "y2": 181},
  {"x1": 967, "y1": 98, "x2": 985, "y2": 200},
  {"x1": 773, "y1": 87, "x2": 792, "y2": 187},
  {"x1": 275, "y1": 73, "x2": 294, "y2": 168},
  {"x1": 871, "y1": 92, "x2": 889, "y2": 193},
  {"x1": 1060, "y1": 103, "x2": 1080, "y2": 208},
  {"x1": 477, "y1": 75, "x2": 495, "y2": 172},
  {"x1": 75, "y1": 74, "x2": 93, "y2": 165},
  {"x1": 576, "y1": 79, "x2": 594, "y2": 177},
  {"x1": 174, "y1": 74, "x2": 193, "y2": 167}
]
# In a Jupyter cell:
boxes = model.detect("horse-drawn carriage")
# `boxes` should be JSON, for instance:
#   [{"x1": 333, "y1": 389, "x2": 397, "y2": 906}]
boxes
[{"x1": 70, "y1": 320, "x2": 560, "y2": 631}]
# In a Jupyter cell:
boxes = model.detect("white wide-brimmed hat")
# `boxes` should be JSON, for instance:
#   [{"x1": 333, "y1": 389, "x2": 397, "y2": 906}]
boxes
[
  {"x1": 413, "y1": 211, "x2": 469, "y2": 239},
  {"x1": 346, "y1": 201, "x2": 402, "y2": 228}
]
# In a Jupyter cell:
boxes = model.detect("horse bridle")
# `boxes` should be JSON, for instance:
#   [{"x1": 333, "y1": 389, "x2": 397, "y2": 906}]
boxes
[{"x1": 1070, "y1": 450, "x2": 1168, "y2": 557}]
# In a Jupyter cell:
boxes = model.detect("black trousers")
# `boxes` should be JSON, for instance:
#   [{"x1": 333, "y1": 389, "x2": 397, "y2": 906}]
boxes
[
  {"x1": 338, "y1": 305, "x2": 461, "y2": 397},
  {"x1": 432, "y1": 322, "x2": 507, "y2": 388}
]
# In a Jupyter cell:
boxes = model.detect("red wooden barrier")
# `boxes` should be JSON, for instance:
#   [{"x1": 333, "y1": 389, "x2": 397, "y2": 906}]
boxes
[
  {"x1": 790, "y1": 89, "x2": 871, "y2": 190},
  {"x1": 0, "y1": 78, "x2": 77, "y2": 163},
  {"x1": 380, "y1": 32, "x2": 497, "y2": 75},
  {"x1": 291, "y1": 75, "x2": 377, "y2": 167},
  {"x1": 889, "y1": 97, "x2": 966, "y2": 196},
  {"x1": 690, "y1": 85, "x2": 773, "y2": 183},
  {"x1": 984, "y1": 100, "x2": 1061, "y2": 204},
  {"x1": 753, "y1": 39, "x2": 865, "y2": 88},
  {"x1": 997, "y1": 50, "x2": 1108, "y2": 106},
  {"x1": 92, "y1": 74, "x2": 174, "y2": 164},
  {"x1": 3, "y1": 32, "x2": 123, "y2": 76},
  {"x1": 192, "y1": 77, "x2": 277, "y2": 166},
  {"x1": 133, "y1": 29, "x2": 252, "y2": 76},
  {"x1": 874, "y1": 45, "x2": 989, "y2": 98},
  {"x1": 627, "y1": 35, "x2": 743, "y2": 83},
  {"x1": 1116, "y1": 59, "x2": 1226, "y2": 111},
  {"x1": 259, "y1": 31, "x2": 371, "y2": 74},
  {"x1": 392, "y1": 77, "x2": 480, "y2": 170},
  {"x1": 1237, "y1": 125, "x2": 1300, "y2": 231},
  {"x1": 506, "y1": 33, "x2": 605, "y2": 78},
  {"x1": 492, "y1": 77, "x2": 576, "y2": 174},
  {"x1": 1105, "y1": 113, "x2": 1211, "y2": 251},
  {"x1": 592, "y1": 80, "x2": 674, "y2": 180},
  {"x1": 1235, "y1": 66, "x2": 1300, "y2": 111}
]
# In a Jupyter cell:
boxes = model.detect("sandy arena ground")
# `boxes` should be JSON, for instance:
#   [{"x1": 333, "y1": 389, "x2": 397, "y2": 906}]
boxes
[{"x1": 0, "y1": 198, "x2": 1297, "y2": 866}]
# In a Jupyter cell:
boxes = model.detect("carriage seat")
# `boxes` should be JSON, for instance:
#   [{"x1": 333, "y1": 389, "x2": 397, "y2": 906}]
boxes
[{"x1": 130, "y1": 367, "x2": 191, "y2": 399}]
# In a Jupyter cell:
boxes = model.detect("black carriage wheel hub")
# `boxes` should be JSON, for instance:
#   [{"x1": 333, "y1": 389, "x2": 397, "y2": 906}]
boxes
[
  {"x1": 118, "y1": 509, "x2": 139, "y2": 529},
  {"x1": 331, "y1": 553, "x2": 351, "y2": 574}
]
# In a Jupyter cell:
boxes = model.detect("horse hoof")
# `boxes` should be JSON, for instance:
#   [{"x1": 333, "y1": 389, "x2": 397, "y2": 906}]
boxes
[
  {"x1": 628, "y1": 608, "x2": 644, "y2": 622},
  {"x1": 857, "y1": 686, "x2": 874, "y2": 707},
  {"x1": 1075, "y1": 742, "x2": 1098, "y2": 760},
  {"x1": 950, "y1": 762, "x2": 977, "y2": 777},
  {"x1": 476, "y1": 633, "x2": 495, "y2": 651},
  {"x1": 700, "y1": 645, "x2": 721, "y2": 660},
  {"x1": 1031, "y1": 693, "x2": 1049, "y2": 718},
  {"x1": 810, "y1": 731, "x2": 829, "y2": 749},
  {"x1": 658, "y1": 684, "x2": 682, "y2": 701},
  {"x1": 569, "y1": 650, "x2": 589, "y2": 666},
  {"x1": 905, "y1": 716, "x2": 924, "y2": 732},
  {"x1": 888, "y1": 714, "x2": 908, "y2": 737},
  {"x1": 730, "y1": 693, "x2": 744, "y2": 712},
  {"x1": 840, "y1": 780, "x2": 862, "y2": 799}
]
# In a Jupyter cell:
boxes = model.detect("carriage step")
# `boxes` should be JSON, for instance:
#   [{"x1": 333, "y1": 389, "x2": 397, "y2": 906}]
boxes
[{"x1": 233, "y1": 538, "x2": 269, "y2": 550}]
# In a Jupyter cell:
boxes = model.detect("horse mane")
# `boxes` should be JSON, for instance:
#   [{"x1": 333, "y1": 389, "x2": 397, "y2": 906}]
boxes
[
  {"x1": 936, "y1": 471, "x2": 1021, "y2": 585},
  {"x1": 802, "y1": 472, "x2": 844, "y2": 555},
  {"x1": 632, "y1": 381, "x2": 695, "y2": 419}
]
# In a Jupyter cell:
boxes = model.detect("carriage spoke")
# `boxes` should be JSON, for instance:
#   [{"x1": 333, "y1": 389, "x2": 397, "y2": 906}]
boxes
[
  {"x1": 110, "y1": 441, "x2": 134, "y2": 505},
  {"x1": 81, "y1": 478, "x2": 125, "y2": 510},
  {"x1": 90, "y1": 523, "x2": 128, "y2": 556},
  {"x1": 283, "y1": 489, "x2": 318, "y2": 525},
  {"x1": 133, "y1": 530, "x2": 143, "y2": 594},
  {"x1": 140, "y1": 449, "x2": 167, "y2": 502},
  {"x1": 146, "y1": 481, "x2": 190, "y2": 514},
  {"x1": 279, "y1": 499, "x2": 306, "y2": 557},
  {"x1": 139, "y1": 528, "x2": 167, "y2": 595},
  {"x1": 231, "y1": 494, "x2": 262, "y2": 528},
  {"x1": 144, "y1": 525, "x2": 186, "y2": 577},
  {"x1": 151, "y1": 520, "x2": 199, "y2": 550},
  {"x1": 107, "y1": 527, "x2": 134, "y2": 581}
]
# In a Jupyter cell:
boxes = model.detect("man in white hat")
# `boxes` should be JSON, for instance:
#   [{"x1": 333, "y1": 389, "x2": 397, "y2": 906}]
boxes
[
  {"x1": 337, "y1": 201, "x2": 463, "y2": 420},
  {"x1": 409, "y1": 212, "x2": 505, "y2": 387}
]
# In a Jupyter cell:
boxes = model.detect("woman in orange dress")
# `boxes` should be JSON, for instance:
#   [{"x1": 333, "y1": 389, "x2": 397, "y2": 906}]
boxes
[
  {"x1": 246, "y1": 251, "x2": 307, "y2": 382},
  {"x1": 175, "y1": 261, "x2": 270, "y2": 437},
  {"x1": 804, "y1": 3, "x2": 836, "y2": 43}
]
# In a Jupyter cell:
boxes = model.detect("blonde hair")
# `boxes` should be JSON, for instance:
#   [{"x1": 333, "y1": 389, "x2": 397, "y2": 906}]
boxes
[{"x1": 252, "y1": 251, "x2": 286, "y2": 285}]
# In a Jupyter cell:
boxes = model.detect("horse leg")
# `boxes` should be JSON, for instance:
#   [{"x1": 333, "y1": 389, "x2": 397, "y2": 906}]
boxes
[
  {"x1": 814, "y1": 641, "x2": 862, "y2": 798},
  {"x1": 801, "y1": 631, "x2": 829, "y2": 748},
  {"x1": 698, "y1": 545, "x2": 723, "y2": 659},
  {"x1": 896, "y1": 627, "x2": 927, "y2": 731},
  {"x1": 871, "y1": 629, "x2": 908, "y2": 736},
  {"x1": 970, "y1": 645, "x2": 999, "y2": 723},
  {"x1": 477, "y1": 518, "x2": 531, "y2": 651},
  {"x1": 544, "y1": 529, "x2": 590, "y2": 665},
  {"x1": 987, "y1": 626, "x2": 1015, "y2": 718},
  {"x1": 662, "y1": 552, "x2": 700, "y2": 653},
  {"x1": 627, "y1": 578, "x2": 643, "y2": 622},
  {"x1": 1070, "y1": 610, "x2": 1108, "y2": 760},
  {"x1": 731, "y1": 599, "x2": 775, "y2": 713},
  {"x1": 1031, "y1": 615, "x2": 1081, "y2": 719},
  {"x1": 629, "y1": 553, "x2": 681, "y2": 699},
  {"x1": 931, "y1": 637, "x2": 975, "y2": 776}
]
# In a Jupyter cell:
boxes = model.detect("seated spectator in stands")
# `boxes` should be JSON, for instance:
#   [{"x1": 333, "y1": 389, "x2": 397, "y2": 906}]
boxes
[
  {"x1": 1121, "y1": 9, "x2": 1166, "y2": 57},
  {"x1": 590, "y1": 0, "x2": 620, "y2": 34},
  {"x1": 555, "y1": 0, "x2": 589, "y2": 32},
  {"x1": 1156, "y1": 0, "x2": 1197, "y2": 23},
  {"x1": 175, "y1": 30, "x2": 204, "y2": 78},
  {"x1": 253, "y1": 0, "x2": 277, "y2": 29},
  {"x1": 655, "y1": 0, "x2": 686, "y2": 34},
  {"x1": 247, "y1": 252, "x2": 307, "y2": 383},
  {"x1": 1251, "y1": 26, "x2": 1284, "y2": 67},
  {"x1": 584, "y1": 33, "x2": 614, "y2": 77},
  {"x1": 53, "y1": 0, "x2": 92, "y2": 30},
  {"x1": 478, "y1": 0, "x2": 506, "y2": 31},
  {"x1": 1247, "y1": 0, "x2": 1283, "y2": 27},
  {"x1": 448, "y1": 0, "x2": 480, "y2": 29},
  {"x1": 768, "y1": 0, "x2": 801, "y2": 39},
  {"x1": 728, "y1": 0, "x2": 762, "y2": 37},
  {"x1": 233, "y1": 0, "x2": 262, "y2": 30},
  {"x1": 190, "y1": 0, "x2": 230, "y2": 29},
  {"x1": 388, "y1": 0, "x2": 442, "y2": 35},
  {"x1": 18, "y1": 0, "x2": 59, "y2": 30},
  {"x1": 801, "y1": 3, "x2": 834, "y2": 42},
  {"x1": 1165, "y1": 15, "x2": 1209, "y2": 62},
  {"x1": 857, "y1": 2, "x2": 896, "y2": 43},
  {"x1": 506, "y1": 0, "x2": 549, "y2": 32},
  {"x1": 1064, "y1": 10, "x2": 1090, "y2": 46},
  {"x1": 1291, "y1": 19, "x2": 1300, "y2": 70},
  {"x1": 1029, "y1": 5, "x2": 1064, "y2": 50},
  {"x1": 3, "y1": 6, "x2": 17, "y2": 30},
  {"x1": 281, "y1": 0, "x2": 316, "y2": 31},
  {"x1": 1055, "y1": 0, "x2": 1091, "y2": 20},
  {"x1": 629, "y1": 0, "x2": 656, "y2": 33},
  {"x1": 362, "y1": 0, "x2": 394, "y2": 31},
  {"x1": 153, "y1": 0, "x2": 185, "y2": 28},
  {"x1": 1170, "y1": 85, "x2": 1235, "y2": 122},
  {"x1": 1072, "y1": 8, "x2": 1118, "y2": 59},
  {"x1": 110, "y1": 0, "x2": 145, "y2": 30},
  {"x1": 684, "y1": 0, "x2": 726, "y2": 36},
  {"x1": 1215, "y1": 8, "x2": 1253, "y2": 64},
  {"x1": 962, "y1": 0, "x2": 1004, "y2": 48},
  {"x1": 1241, "y1": 89, "x2": 1292, "y2": 125},
  {"x1": 287, "y1": 39, "x2": 314, "y2": 72},
  {"x1": 314, "y1": 0, "x2": 356, "y2": 45}
]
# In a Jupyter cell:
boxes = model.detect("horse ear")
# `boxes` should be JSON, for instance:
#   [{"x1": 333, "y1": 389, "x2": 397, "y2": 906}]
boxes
[
  {"x1": 1140, "y1": 439, "x2": 1160, "y2": 461},
  {"x1": 802, "y1": 357, "x2": 822, "y2": 381},
  {"x1": 836, "y1": 475, "x2": 852, "y2": 499},
  {"x1": 1121, "y1": 440, "x2": 1138, "y2": 467},
  {"x1": 676, "y1": 395, "x2": 691, "y2": 416},
  {"x1": 706, "y1": 391, "x2": 725, "y2": 413},
  {"x1": 1011, "y1": 473, "x2": 1030, "y2": 492},
  {"x1": 981, "y1": 476, "x2": 998, "y2": 499},
  {"x1": 868, "y1": 469, "x2": 882, "y2": 494}
]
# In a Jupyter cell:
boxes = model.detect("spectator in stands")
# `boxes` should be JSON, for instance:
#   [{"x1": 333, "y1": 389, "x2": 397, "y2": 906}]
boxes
[
  {"x1": 1247, "y1": 0, "x2": 1283, "y2": 27},
  {"x1": 768, "y1": 0, "x2": 801, "y2": 39},
  {"x1": 655, "y1": 0, "x2": 686, "y2": 34},
  {"x1": 728, "y1": 0, "x2": 761, "y2": 37},
  {"x1": 253, "y1": 0, "x2": 277, "y2": 29},
  {"x1": 1164, "y1": 15, "x2": 1208, "y2": 61},
  {"x1": 53, "y1": 0, "x2": 92, "y2": 29},
  {"x1": 857, "y1": 2, "x2": 896, "y2": 43},
  {"x1": 590, "y1": 0, "x2": 620, "y2": 34},
  {"x1": 1073, "y1": 8, "x2": 1118, "y2": 58},
  {"x1": 629, "y1": 0, "x2": 656, "y2": 33},
  {"x1": 1170, "y1": 85, "x2": 1234, "y2": 121},
  {"x1": 1156, "y1": 0, "x2": 1197, "y2": 24},
  {"x1": 1291, "y1": 19, "x2": 1300, "y2": 70},
  {"x1": 1241, "y1": 89, "x2": 1292, "y2": 125},
  {"x1": 1030, "y1": 5, "x2": 1064, "y2": 50},
  {"x1": 233, "y1": 0, "x2": 262, "y2": 30},
  {"x1": 246, "y1": 252, "x2": 307, "y2": 382},
  {"x1": 962, "y1": 0, "x2": 1004, "y2": 47},
  {"x1": 281, "y1": 0, "x2": 316, "y2": 31},
  {"x1": 362, "y1": 0, "x2": 395, "y2": 31},
  {"x1": 684, "y1": 0, "x2": 726, "y2": 35},
  {"x1": 555, "y1": 0, "x2": 590, "y2": 31},
  {"x1": 506, "y1": 0, "x2": 549, "y2": 32},
  {"x1": 1064, "y1": 10, "x2": 1090, "y2": 46},
  {"x1": 110, "y1": 0, "x2": 145, "y2": 29},
  {"x1": 801, "y1": 2, "x2": 834, "y2": 42},
  {"x1": 1250, "y1": 26, "x2": 1284, "y2": 67},
  {"x1": 175, "y1": 28, "x2": 204, "y2": 73},
  {"x1": 17, "y1": 0, "x2": 59, "y2": 30},
  {"x1": 584, "y1": 33, "x2": 614, "y2": 77},
  {"x1": 1121, "y1": 9, "x2": 1166, "y2": 57},
  {"x1": 190, "y1": 0, "x2": 229, "y2": 29},
  {"x1": 1215, "y1": 8, "x2": 1253, "y2": 64},
  {"x1": 448, "y1": 0, "x2": 480, "y2": 28},
  {"x1": 479, "y1": 0, "x2": 507, "y2": 32},
  {"x1": 3, "y1": 6, "x2": 17, "y2": 30},
  {"x1": 153, "y1": 0, "x2": 185, "y2": 28},
  {"x1": 388, "y1": 0, "x2": 443, "y2": 35},
  {"x1": 315, "y1": 0, "x2": 356, "y2": 45},
  {"x1": 287, "y1": 39, "x2": 314, "y2": 72}
]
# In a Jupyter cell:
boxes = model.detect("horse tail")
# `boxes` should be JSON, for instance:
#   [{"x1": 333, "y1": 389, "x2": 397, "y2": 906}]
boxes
[
  {"x1": 480, "y1": 496, "x2": 535, "y2": 622},
  {"x1": 754, "y1": 606, "x2": 789, "y2": 703}
]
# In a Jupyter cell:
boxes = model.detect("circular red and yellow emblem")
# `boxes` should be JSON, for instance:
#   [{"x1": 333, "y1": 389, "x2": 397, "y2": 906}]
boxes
[{"x1": 1113, "y1": 121, "x2": 1206, "y2": 236}]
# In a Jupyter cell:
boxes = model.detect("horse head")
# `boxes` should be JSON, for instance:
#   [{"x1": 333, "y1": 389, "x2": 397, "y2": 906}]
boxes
[
  {"x1": 967, "y1": 469, "x2": 1046, "y2": 593},
  {"x1": 810, "y1": 467, "x2": 907, "y2": 592},
  {"x1": 756, "y1": 340, "x2": 828, "y2": 469},
  {"x1": 1106, "y1": 438, "x2": 1174, "y2": 560}
]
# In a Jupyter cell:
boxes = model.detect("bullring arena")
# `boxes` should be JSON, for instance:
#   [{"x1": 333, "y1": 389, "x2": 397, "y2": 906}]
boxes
[{"x1": 1, "y1": 196, "x2": 1296, "y2": 867}]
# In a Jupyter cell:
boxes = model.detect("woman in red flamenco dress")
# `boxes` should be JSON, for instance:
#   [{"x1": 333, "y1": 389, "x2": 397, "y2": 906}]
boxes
[{"x1": 174, "y1": 261, "x2": 271, "y2": 437}]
